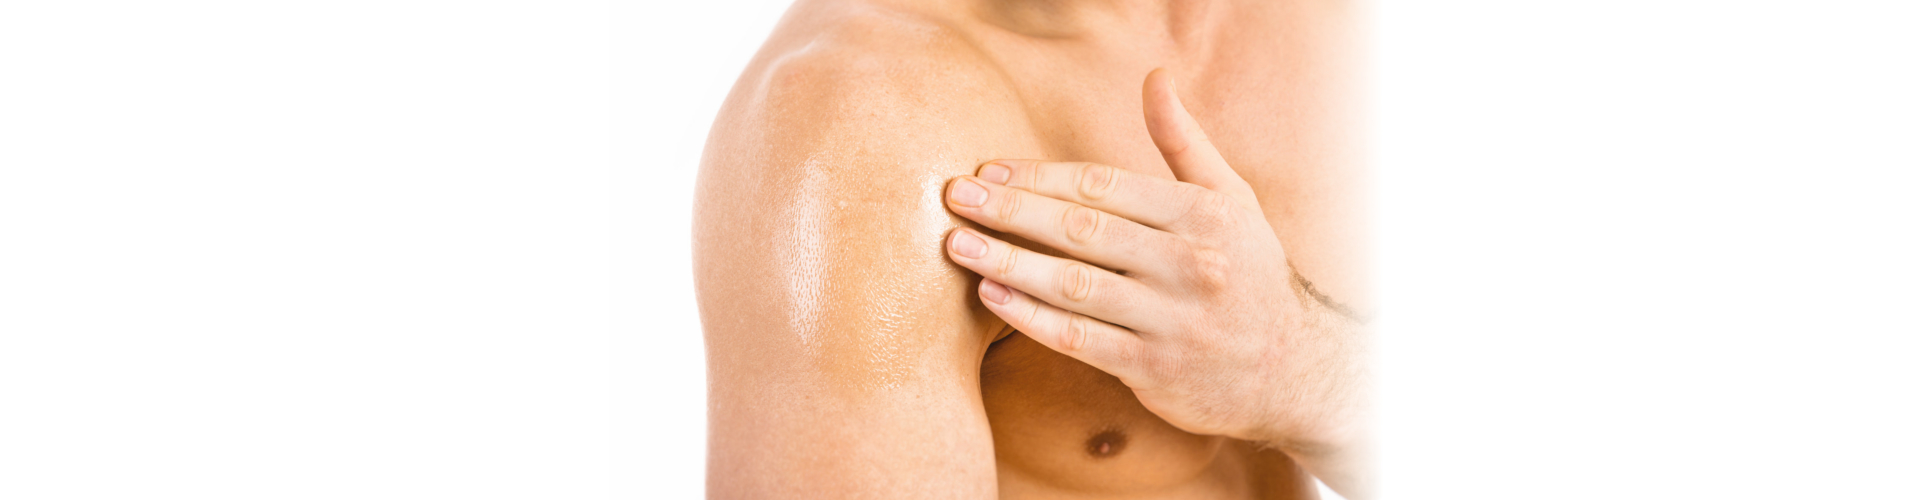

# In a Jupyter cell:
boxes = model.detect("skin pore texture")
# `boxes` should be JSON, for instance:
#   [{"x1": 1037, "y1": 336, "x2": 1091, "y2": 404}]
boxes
[{"x1": 693, "y1": 0, "x2": 1365, "y2": 498}]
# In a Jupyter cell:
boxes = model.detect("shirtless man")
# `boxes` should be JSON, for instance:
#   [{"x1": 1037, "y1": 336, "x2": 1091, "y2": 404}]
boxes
[{"x1": 693, "y1": 0, "x2": 1369, "y2": 497}]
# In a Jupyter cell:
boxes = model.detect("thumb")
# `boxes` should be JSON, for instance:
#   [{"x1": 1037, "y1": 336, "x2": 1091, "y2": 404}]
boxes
[{"x1": 1142, "y1": 68, "x2": 1260, "y2": 209}]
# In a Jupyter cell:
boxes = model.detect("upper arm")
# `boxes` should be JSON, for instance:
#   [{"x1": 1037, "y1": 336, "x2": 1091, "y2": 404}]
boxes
[{"x1": 692, "y1": 15, "x2": 1035, "y2": 497}]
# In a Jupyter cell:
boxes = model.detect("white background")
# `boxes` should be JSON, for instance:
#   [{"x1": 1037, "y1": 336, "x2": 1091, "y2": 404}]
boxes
[{"x1": 3, "y1": 1, "x2": 1916, "y2": 499}]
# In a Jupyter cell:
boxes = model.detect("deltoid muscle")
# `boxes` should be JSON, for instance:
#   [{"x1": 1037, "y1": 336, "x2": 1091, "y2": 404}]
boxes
[{"x1": 770, "y1": 151, "x2": 975, "y2": 392}]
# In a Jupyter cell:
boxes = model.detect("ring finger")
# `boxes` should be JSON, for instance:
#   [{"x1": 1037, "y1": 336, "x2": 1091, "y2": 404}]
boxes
[{"x1": 947, "y1": 227, "x2": 1168, "y2": 333}]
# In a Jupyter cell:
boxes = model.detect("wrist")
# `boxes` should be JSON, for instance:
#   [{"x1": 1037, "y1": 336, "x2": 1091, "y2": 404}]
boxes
[{"x1": 1259, "y1": 278, "x2": 1372, "y2": 460}]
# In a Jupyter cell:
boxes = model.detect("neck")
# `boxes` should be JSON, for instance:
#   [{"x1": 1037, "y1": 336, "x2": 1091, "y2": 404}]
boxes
[{"x1": 975, "y1": 0, "x2": 1228, "y2": 42}]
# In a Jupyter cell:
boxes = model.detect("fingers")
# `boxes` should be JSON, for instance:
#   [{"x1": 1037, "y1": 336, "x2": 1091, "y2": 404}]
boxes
[
  {"x1": 1141, "y1": 68, "x2": 1260, "y2": 210},
  {"x1": 947, "y1": 227, "x2": 1169, "y2": 334},
  {"x1": 946, "y1": 175, "x2": 1182, "y2": 277},
  {"x1": 977, "y1": 277, "x2": 1144, "y2": 382},
  {"x1": 978, "y1": 159, "x2": 1213, "y2": 231}
]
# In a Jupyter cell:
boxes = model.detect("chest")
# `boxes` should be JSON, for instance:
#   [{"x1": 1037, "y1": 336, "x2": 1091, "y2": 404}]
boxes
[
  {"x1": 973, "y1": 32, "x2": 1349, "y2": 498},
  {"x1": 976, "y1": 67, "x2": 1296, "y2": 498},
  {"x1": 1004, "y1": 62, "x2": 1295, "y2": 180},
  {"x1": 983, "y1": 33, "x2": 1367, "y2": 314}
]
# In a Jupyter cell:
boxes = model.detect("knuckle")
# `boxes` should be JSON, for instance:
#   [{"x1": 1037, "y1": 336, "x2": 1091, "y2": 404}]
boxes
[
  {"x1": 996, "y1": 187, "x2": 1023, "y2": 223},
  {"x1": 1076, "y1": 162, "x2": 1117, "y2": 200},
  {"x1": 1062, "y1": 314, "x2": 1091, "y2": 353},
  {"x1": 995, "y1": 243, "x2": 1020, "y2": 278},
  {"x1": 1027, "y1": 161, "x2": 1051, "y2": 190},
  {"x1": 1185, "y1": 246, "x2": 1232, "y2": 290},
  {"x1": 1019, "y1": 297, "x2": 1043, "y2": 330},
  {"x1": 1062, "y1": 205, "x2": 1102, "y2": 244},
  {"x1": 1061, "y1": 263, "x2": 1095, "y2": 302}
]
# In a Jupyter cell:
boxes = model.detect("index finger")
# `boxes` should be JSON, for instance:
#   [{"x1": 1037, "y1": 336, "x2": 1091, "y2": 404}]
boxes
[{"x1": 980, "y1": 159, "x2": 1211, "y2": 231}]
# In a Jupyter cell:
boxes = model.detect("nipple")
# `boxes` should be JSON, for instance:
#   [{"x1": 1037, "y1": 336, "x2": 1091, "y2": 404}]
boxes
[{"x1": 1085, "y1": 429, "x2": 1128, "y2": 459}]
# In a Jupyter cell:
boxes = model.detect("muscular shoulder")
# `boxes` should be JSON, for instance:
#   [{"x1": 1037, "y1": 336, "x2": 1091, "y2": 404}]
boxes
[
  {"x1": 707, "y1": 1, "x2": 1029, "y2": 166},
  {"x1": 694, "y1": 2, "x2": 1034, "y2": 387}
]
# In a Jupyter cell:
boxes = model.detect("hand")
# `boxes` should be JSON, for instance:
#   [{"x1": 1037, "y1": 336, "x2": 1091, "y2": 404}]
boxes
[{"x1": 942, "y1": 69, "x2": 1370, "y2": 495}]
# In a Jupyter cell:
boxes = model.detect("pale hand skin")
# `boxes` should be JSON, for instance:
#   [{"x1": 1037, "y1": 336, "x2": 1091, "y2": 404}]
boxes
[{"x1": 943, "y1": 69, "x2": 1373, "y2": 499}]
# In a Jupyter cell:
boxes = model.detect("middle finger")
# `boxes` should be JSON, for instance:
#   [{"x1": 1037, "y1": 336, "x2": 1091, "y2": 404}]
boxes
[{"x1": 946, "y1": 176, "x2": 1181, "y2": 278}]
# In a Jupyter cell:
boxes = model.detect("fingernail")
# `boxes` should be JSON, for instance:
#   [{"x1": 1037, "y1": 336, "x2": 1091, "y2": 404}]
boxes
[
  {"x1": 980, "y1": 279, "x2": 1010, "y2": 304},
  {"x1": 948, "y1": 178, "x2": 988, "y2": 207},
  {"x1": 950, "y1": 229, "x2": 987, "y2": 259},
  {"x1": 979, "y1": 163, "x2": 1011, "y2": 185}
]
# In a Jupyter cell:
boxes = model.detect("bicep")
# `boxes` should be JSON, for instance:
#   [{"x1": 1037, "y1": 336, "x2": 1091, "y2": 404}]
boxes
[
  {"x1": 693, "y1": 151, "x2": 1002, "y2": 497},
  {"x1": 691, "y1": 32, "x2": 1045, "y2": 494}
]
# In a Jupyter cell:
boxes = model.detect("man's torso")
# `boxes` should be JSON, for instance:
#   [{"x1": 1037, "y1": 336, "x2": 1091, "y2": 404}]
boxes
[{"x1": 705, "y1": 1, "x2": 1364, "y2": 497}]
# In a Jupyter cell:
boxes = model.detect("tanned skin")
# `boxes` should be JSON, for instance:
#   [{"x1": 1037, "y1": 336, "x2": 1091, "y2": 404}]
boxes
[{"x1": 693, "y1": 0, "x2": 1367, "y2": 498}]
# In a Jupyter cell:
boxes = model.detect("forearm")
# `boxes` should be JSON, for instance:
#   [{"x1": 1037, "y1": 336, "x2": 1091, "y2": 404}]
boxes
[{"x1": 1260, "y1": 279, "x2": 1373, "y2": 500}]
